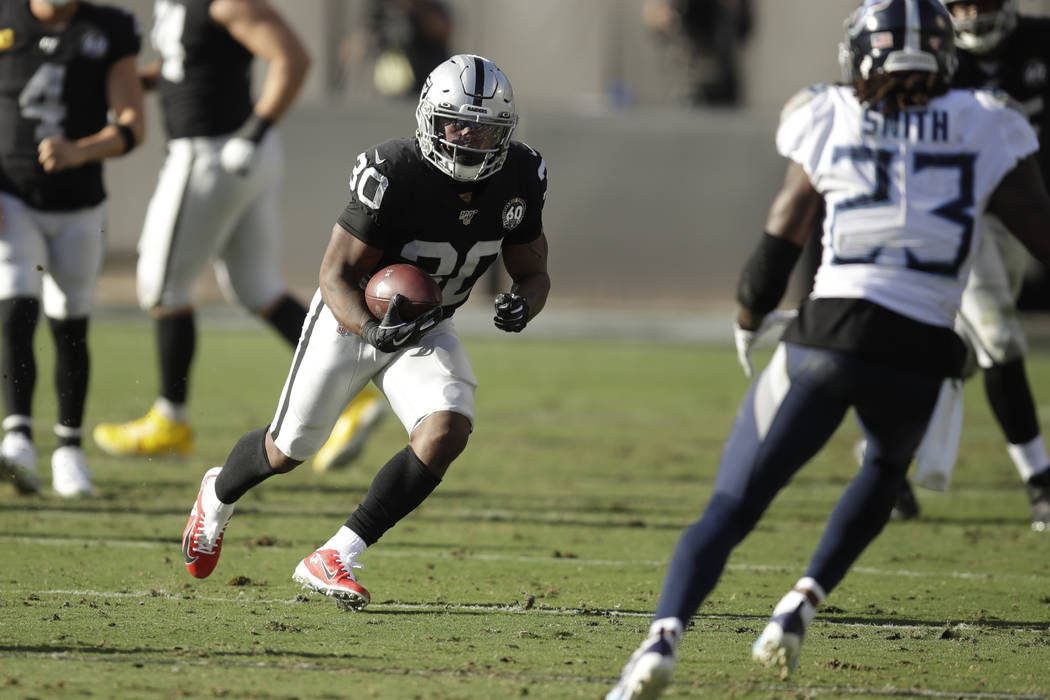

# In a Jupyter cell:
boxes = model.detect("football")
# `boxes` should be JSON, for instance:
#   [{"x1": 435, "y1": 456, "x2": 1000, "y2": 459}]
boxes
[{"x1": 364, "y1": 264, "x2": 442, "y2": 320}]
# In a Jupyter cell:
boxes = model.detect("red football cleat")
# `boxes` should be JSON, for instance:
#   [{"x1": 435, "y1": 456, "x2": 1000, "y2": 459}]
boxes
[
  {"x1": 292, "y1": 548, "x2": 371, "y2": 609},
  {"x1": 181, "y1": 467, "x2": 234, "y2": 579}
]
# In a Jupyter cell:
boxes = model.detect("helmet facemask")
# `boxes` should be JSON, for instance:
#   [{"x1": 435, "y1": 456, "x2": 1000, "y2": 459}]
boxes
[
  {"x1": 416, "y1": 55, "x2": 518, "y2": 182},
  {"x1": 942, "y1": 0, "x2": 1017, "y2": 54}
]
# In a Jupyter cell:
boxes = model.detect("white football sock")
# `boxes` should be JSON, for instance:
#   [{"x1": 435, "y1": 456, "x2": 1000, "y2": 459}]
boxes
[
  {"x1": 1007, "y1": 436, "x2": 1049, "y2": 482},
  {"x1": 648, "y1": 616, "x2": 683, "y2": 644},
  {"x1": 322, "y1": 525, "x2": 367, "y2": 558},
  {"x1": 154, "y1": 397, "x2": 187, "y2": 423}
]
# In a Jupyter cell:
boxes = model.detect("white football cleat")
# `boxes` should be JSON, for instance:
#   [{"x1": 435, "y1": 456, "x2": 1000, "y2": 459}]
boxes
[
  {"x1": 51, "y1": 446, "x2": 93, "y2": 497},
  {"x1": 607, "y1": 624, "x2": 680, "y2": 700},
  {"x1": 752, "y1": 593, "x2": 814, "y2": 677},
  {"x1": 0, "y1": 432, "x2": 39, "y2": 494}
]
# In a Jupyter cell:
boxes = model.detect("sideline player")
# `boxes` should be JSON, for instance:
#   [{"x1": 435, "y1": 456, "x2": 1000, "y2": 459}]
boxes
[
  {"x1": 178, "y1": 54, "x2": 550, "y2": 609},
  {"x1": 608, "y1": 0, "x2": 1050, "y2": 697},
  {"x1": 92, "y1": 0, "x2": 385, "y2": 468},
  {"x1": 0, "y1": 0, "x2": 144, "y2": 497},
  {"x1": 886, "y1": 0, "x2": 1050, "y2": 527}
]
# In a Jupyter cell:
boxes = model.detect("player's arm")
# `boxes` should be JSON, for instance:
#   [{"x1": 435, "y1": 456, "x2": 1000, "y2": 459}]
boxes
[
  {"x1": 495, "y1": 233, "x2": 550, "y2": 332},
  {"x1": 211, "y1": 0, "x2": 310, "y2": 125},
  {"x1": 38, "y1": 55, "x2": 145, "y2": 173},
  {"x1": 988, "y1": 154, "x2": 1050, "y2": 267},
  {"x1": 139, "y1": 59, "x2": 161, "y2": 92},
  {"x1": 736, "y1": 160, "x2": 822, "y2": 330},
  {"x1": 319, "y1": 223, "x2": 383, "y2": 335}
]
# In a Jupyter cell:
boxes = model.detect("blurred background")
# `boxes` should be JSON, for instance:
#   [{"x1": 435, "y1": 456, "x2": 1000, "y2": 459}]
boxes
[{"x1": 98, "y1": 0, "x2": 1050, "y2": 317}]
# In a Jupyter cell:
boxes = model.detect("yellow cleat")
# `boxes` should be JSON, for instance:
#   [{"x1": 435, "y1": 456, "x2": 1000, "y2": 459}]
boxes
[
  {"x1": 313, "y1": 389, "x2": 387, "y2": 473},
  {"x1": 93, "y1": 407, "x2": 194, "y2": 457}
]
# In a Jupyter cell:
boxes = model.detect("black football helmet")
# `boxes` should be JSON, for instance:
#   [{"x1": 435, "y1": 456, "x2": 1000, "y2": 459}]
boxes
[
  {"x1": 940, "y1": 0, "x2": 1017, "y2": 54},
  {"x1": 839, "y1": 0, "x2": 956, "y2": 82}
]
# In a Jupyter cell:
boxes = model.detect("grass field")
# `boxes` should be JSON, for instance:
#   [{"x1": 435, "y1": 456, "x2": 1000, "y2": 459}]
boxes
[{"x1": 2, "y1": 316, "x2": 1050, "y2": 699}]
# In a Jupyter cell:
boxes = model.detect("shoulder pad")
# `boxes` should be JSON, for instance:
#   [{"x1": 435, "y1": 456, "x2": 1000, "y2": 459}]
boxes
[
  {"x1": 779, "y1": 84, "x2": 832, "y2": 125},
  {"x1": 973, "y1": 87, "x2": 1027, "y2": 116},
  {"x1": 508, "y1": 141, "x2": 548, "y2": 185}
]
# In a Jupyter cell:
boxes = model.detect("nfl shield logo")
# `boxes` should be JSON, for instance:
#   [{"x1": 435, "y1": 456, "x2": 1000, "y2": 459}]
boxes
[{"x1": 458, "y1": 209, "x2": 479, "y2": 225}]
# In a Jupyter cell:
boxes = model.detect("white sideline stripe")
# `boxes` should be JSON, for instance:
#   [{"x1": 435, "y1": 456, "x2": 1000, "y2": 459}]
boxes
[
  {"x1": 0, "y1": 588, "x2": 1029, "y2": 635},
  {"x1": 0, "y1": 534, "x2": 1044, "y2": 582}
]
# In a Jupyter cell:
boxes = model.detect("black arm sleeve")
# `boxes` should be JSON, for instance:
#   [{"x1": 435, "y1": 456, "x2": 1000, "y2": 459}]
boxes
[{"x1": 736, "y1": 231, "x2": 804, "y2": 326}]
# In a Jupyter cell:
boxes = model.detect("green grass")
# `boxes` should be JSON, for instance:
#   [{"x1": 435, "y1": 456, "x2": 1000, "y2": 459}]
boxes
[{"x1": 2, "y1": 318, "x2": 1050, "y2": 698}]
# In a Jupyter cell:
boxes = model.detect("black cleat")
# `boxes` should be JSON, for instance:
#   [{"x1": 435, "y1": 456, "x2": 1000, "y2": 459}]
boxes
[{"x1": 1025, "y1": 470, "x2": 1050, "y2": 532}]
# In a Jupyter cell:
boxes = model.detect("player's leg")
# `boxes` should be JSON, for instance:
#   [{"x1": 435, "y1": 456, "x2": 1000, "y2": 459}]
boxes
[
  {"x1": 959, "y1": 219, "x2": 1050, "y2": 529},
  {"x1": 752, "y1": 354, "x2": 939, "y2": 678},
  {"x1": 610, "y1": 344, "x2": 851, "y2": 697},
  {"x1": 182, "y1": 291, "x2": 377, "y2": 580},
  {"x1": 94, "y1": 138, "x2": 248, "y2": 456},
  {"x1": 0, "y1": 194, "x2": 46, "y2": 494},
  {"x1": 294, "y1": 318, "x2": 476, "y2": 607},
  {"x1": 41, "y1": 204, "x2": 105, "y2": 496}
]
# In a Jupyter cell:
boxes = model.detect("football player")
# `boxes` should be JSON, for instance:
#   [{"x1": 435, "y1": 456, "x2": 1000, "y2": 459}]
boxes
[
  {"x1": 884, "y1": 0, "x2": 1050, "y2": 527},
  {"x1": 608, "y1": 0, "x2": 1050, "y2": 696},
  {"x1": 0, "y1": 0, "x2": 144, "y2": 497},
  {"x1": 91, "y1": 0, "x2": 385, "y2": 471},
  {"x1": 178, "y1": 54, "x2": 550, "y2": 609}
]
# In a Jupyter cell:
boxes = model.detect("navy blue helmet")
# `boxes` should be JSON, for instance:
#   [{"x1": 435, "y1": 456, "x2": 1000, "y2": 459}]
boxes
[{"x1": 839, "y1": 0, "x2": 956, "y2": 82}]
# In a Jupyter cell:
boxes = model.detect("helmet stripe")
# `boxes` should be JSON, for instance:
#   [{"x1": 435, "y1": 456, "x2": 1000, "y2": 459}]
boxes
[
  {"x1": 472, "y1": 55, "x2": 485, "y2": 106},
  {"x1": 904, "y1": 0, "x2": 921, "y2": 53}
]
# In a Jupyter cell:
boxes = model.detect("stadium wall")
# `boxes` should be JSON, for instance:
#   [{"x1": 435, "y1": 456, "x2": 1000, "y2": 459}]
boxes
[{"x1": 98, "y1": 0, "x2": 1050, "y2": 310}]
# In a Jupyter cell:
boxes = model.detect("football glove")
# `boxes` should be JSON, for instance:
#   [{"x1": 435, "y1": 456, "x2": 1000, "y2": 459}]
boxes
[
  {"x1": 220, "y1": 114, "x2": 273, "y2": 175},
  {"x1": 733, "y1": 309, "x2": 798, "y2": 378},
  {"x1": 361, "y1": 294, "x2": 443, "y2": 353},
  {"x1": 494, "y1": 292, "x2": 530, "y2": 332}
]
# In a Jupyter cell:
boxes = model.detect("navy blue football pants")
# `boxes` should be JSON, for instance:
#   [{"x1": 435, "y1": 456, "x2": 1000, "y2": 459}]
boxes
[{"x1": 653, "y1": 342, "x2": 941, "y2": 623}]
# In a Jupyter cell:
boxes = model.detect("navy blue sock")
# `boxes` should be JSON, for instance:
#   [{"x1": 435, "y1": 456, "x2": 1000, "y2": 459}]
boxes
[
  {"x1": 653, "y1": 493, "x2": 753, "y2": 622},
  {"x1": 803, "y1": 463, "x2": 899, "y2": 592}
]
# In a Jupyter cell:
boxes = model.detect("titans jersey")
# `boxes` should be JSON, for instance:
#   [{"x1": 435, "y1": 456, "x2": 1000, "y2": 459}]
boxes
[
  {"x1": 953, "y1": 17, "x2": 1050, "y2": 182},
  {"x1": 0, "y1": 2, "x2": 140, "y2": 210},
  {"x1": 337, "y1": 139, "x2": 547, "y2": 315},
  {"x1": 151, "y1": 0, "x2": 253, "y2": 139},
  {"x1": 778, "y1": 84, "x2": 1036, "y2": 331}
]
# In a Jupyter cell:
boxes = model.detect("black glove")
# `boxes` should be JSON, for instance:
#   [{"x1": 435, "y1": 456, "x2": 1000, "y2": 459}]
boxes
[
  {"x1": 494, "y1": 292, "x2": 530, "y2": 332},
  {"x1": 361, "y1": 294, "x2": 443, "y2": 353}
]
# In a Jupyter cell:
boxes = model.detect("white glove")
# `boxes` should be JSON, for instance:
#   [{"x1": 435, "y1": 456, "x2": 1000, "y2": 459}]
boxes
[
  {"x1": 219, "y1": 137, "x2": 257, "y2": 175},
  {"x1": 733, "y1": 309, "x2": 798, "y2": 378}
]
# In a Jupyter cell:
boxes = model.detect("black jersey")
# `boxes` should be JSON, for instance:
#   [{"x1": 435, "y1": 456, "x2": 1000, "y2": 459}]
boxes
[
  {"x1": 0, "y1": 1, "x2": 140, "y2": 211},
  {"x1": 953, "y1": 16, "x2": 1050, "y2": 181},
  {"x1": 152, "y1": 0, "x2": 253, "y2": 139},
  {"x1": 337, "y1": 139, "x2": 548, "y2": 316}
]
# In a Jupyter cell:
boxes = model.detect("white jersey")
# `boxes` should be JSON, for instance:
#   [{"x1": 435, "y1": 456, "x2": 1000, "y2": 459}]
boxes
[{"x1": 777, "y1": 84, "x2": 1038, "y2": 327}]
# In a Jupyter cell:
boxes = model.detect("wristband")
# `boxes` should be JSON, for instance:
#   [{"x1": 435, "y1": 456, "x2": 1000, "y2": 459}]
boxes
[
  {"x1": 235, "y1": 113, "x2": 274, "y2": 144},
  {"x1": 116, "y1": 123, "x2": 136, "y2": 155}
]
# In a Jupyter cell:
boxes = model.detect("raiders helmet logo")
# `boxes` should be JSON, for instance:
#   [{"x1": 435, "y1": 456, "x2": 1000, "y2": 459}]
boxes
[
  {"x1": 502, "y1": 198, "x2": 525, "y2": 230},
  {"x1": 81, "y1": 31, "x2": 108, "y2": 59},
  {"x1": 1024, "y1": 59, "x2": 1047, "y2": 89}
]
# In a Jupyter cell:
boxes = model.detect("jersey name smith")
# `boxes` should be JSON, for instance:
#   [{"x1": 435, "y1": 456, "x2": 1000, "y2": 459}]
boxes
[{"x1": 862, "y1": 108, "x2": 950, "y2": 142}]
